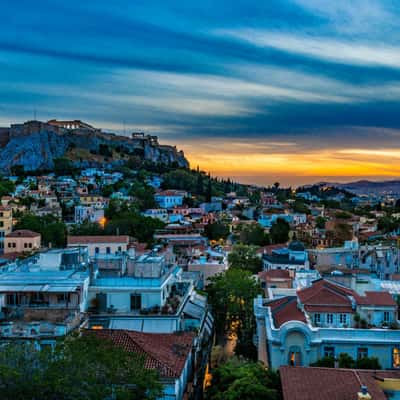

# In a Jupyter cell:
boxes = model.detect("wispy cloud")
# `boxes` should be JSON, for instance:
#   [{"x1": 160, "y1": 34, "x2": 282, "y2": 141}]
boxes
[{"x1": 216, "y1": 29, "x2": 400, "y2": 69}]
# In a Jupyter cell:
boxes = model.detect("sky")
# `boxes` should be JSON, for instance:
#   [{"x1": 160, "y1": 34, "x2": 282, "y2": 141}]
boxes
[{"x1": 1, "y1": 0, "x2": 400, "y2": 186}]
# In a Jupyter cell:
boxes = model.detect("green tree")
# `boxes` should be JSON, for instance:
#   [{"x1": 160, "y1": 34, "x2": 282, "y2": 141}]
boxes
[
  {"x1": 15, "y1": 214, "x2": 66, "y2": 247},
  {"x1": 129, "y1": 182, "x2": 157, "y2": 211},
  {"x1": 0, "y1": 335, "x2": 162, "y2": 400},
  {"x1": 206, "y1": 358, "x2": 281, "y2": 400},
  {"x1": 270, "y1": 218, "x2": 290, "y2": 244},
  {"x1": 312, "y1": 353, "x2": 381, "y2": 370},
  {"x1": 104, "y1": 211, "x2": 164, "y2": 245},
  {"x1": 338, "y1": 353, "x2": 355, "y2": 368},
  {"x1": 238, "y1": 224, "x2": 270, "y2": 246},
  {"x1": 355, "y1": 356, "x2": 381, "y2": 370},
  {"x1": 0, "y1": 179, "x2": 15, "y2": 198},
  {"x1": 204, "y1": 222, "x2": 230, "y2": 241},
  {"x1": 311, "y1": 356, "x2": 335, "y2": 368},
  {"x1": 70, "y1": 221, "x2": 104, "y2": 236},
  {"x1": 228, "y1": 244, "x2": 262, "y2": 274},
  {"x1": 206, "y1": 268, "x2": 263, "y2": 358},
  {"x1": 378, "y1": 216, "x2": 400, "y2": 233},
  {"x1": 53, "y1": 157, "x2": 75, "y2": 176},
  {"x1": 293, "y1": 200, "x2": 310, "y2": 214},
  {"x1": 315, "y1": 216, "x2": 326, "y2": 229}
]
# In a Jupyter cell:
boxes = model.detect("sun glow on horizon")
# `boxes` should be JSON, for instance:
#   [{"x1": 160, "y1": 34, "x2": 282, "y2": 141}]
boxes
[{"x1": 171, "y1": 139, "x2": 400, "y2": 186}]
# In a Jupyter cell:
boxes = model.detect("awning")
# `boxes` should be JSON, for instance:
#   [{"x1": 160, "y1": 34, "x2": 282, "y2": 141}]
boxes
[
  {"x1": 0, "y1": 284, "x2": 78, "y2": 293},
  {"x1": 183, "y1": 301, "x2": 204, "y2": 319},
  {"x1": 46, "y1": 285, "x2": 78, "y2": 293},
  {"x1": 0, "y1": 284, "x2": 48, "y2": 292}
]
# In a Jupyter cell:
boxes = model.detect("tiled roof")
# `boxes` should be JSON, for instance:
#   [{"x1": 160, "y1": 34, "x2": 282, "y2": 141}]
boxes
[
  {"x1": 6, "y1": 229, "x2": 40, "y2": 238},
  {"x1": 67, "y1": 235, "x2": 129, "y2": 244},
  {"x1": 86, "y1": 329, "x2": 194, "y2": 378},
  {"x1": 280, "y1": 366, "x2": 400, "y2": 400},
  {"x1": 268, "y1": 297, "x2": 307, "y2": 328},
  {"x1": 297, "y1": 279, "x2": 359, "y2": 313},
  {"x1": 361, "y1": 291, "x2": 397, "y2": 307},
  {"x1": 258, "y1": 269, "x2": 291, "y2": 280}
]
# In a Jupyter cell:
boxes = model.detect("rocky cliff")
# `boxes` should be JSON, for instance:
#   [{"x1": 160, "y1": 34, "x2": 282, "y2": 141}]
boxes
[{"x1": 0, "y1": 120, "x2": 189, "y2": 171}]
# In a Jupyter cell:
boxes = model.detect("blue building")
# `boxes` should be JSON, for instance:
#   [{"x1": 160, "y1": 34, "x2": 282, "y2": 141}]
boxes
[
  {"x1": 254, "y1": 278, "x2": 400, "y2": 370},
  {"x1": 154, "y1": 190, "x2": 185, "y2": 209}
]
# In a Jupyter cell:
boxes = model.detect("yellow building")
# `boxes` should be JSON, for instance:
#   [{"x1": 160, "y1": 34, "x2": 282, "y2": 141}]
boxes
[{"x1": 0, "y1": 205, "x2": 12, "y2": 252}]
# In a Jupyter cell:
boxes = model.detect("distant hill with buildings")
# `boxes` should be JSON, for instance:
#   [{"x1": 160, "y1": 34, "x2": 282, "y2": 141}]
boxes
[
  {"x1": 324, "y1": 179, "x2": 400, "y2": 195},
  {"x1": 0, "y1": 119, "x2": 189, "y2": 172}
]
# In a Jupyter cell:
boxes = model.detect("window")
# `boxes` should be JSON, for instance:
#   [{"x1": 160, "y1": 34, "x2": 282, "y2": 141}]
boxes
[
  {"x1": 28, "y1": 243, "x2": 32, "y2": 248},
  {"x1": 6, "y1": 294, "x2": 18, "y2": 306},
  {"x1": 130, "y1": 294, "x2": 141, "y2": 311},
  {"x1": 324, "y1": 346, "x2": 335, "y2": 358},
  {"x1": 394, "y1": 348, "x2": 400, "y2": 368},
  {"x1": 327, "y1": 314, "x2": 333, "y2": 324},
  {"x1": 106, "y1": 247, "x2": 111, "y2": 254},
  {"x1": 357, "y1": 347, "x2": 368, "y2": 359},
  {"x1": 95, "y1": 247, "x2": 99, "y2": 254},
  {"x1": 0, "y1": 221, "x2": 4, "y2": 227},
  {"x1": 314, "y1": 313, "x2": 321, "y2": 324},
  {"x1": 339, "y1": 314, "x2": 347, "y2": 324},
  {"x1": 12, "y1": 243, "x2": 16, "y2": 248},
  {"x1": 57, "y1": 293, "x2": 68, "y2": 303},
  {"x1": 24, "y1": 243, "x2": 28, "y2": 248},
  {"x1": 8, "y1": 243, "x2": 11, "y2": 248},
  {"x1": 288, "y1": 346, "x2": 302, "y2": 366},
  {"x1": 118, "y1": 246, "x2": 122, "y2": 253},
  {"x1": 384, "y1": 311, "x2": 390, "y2": 322}
]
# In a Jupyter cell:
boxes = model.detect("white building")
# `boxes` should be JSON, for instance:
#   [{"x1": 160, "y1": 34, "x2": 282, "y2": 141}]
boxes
[
  {"x1": 67, "y1": 235, "x2": 131, "y2": 257},
  {"x1": 74, "y1": 205, "x2": 104, "y2": 224}
]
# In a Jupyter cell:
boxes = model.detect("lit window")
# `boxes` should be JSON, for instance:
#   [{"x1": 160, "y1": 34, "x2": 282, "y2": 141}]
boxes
[
  {"x1": 327, "y1": 314, "x2": 333, "y2": 324},
  {"x1": 393, "y1": 348, "x2": 400, "y2": 368}
]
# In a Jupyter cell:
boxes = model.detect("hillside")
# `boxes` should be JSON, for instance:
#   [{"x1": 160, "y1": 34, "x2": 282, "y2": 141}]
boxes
[
  {"x1": 322, "y1": 180, "x2": 400, "y2": 195},
  {"x1": 0, "y1": 120, "x2": 189, "y2": 172}
]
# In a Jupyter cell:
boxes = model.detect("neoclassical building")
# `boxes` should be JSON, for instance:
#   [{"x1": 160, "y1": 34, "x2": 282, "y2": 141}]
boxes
[{"x1": 254, "y1": 279, "x2": 400, "y2": 369}]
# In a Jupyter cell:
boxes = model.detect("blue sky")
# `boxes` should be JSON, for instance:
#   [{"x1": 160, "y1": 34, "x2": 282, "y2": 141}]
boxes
[{"x1": 1, "y1": 0, "x2": 400, "y2": 185}]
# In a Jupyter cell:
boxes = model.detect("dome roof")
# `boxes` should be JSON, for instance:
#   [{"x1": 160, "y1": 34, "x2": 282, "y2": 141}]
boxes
[{"x1": 288, "y1": 241, "x2": 305, "y2": 252}]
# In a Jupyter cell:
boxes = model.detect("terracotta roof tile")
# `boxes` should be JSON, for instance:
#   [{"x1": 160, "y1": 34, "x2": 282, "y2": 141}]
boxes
[
  {"x1": 6, "y1": 229, "x2": 40, "y2": 238},
  {"x1": 280, "y1": 366, "x2": 400, "y2": 400},
  {"x1": 297, "y1": 279, "x2": 361, "y2": 313},
  {"x1": 361, "y1": 291, "x2": 396, "y2": 307},
  {"x1": 85, "y1": 329, "x2": 194, "y2": 378},
  {"x1": 267, "y1": 297, "x2": 307, "y2": 328}
]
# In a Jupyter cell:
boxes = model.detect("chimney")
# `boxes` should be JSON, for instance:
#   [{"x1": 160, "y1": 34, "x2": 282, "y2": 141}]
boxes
[{"x1": 358, "y1": 385, "x2": 372, "y2": 400}]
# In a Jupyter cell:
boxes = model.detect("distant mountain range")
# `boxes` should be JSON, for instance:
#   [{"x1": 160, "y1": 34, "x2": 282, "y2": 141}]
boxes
[{"x1": 320, "y1": 180, "x2": 400, "y2": 195}]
